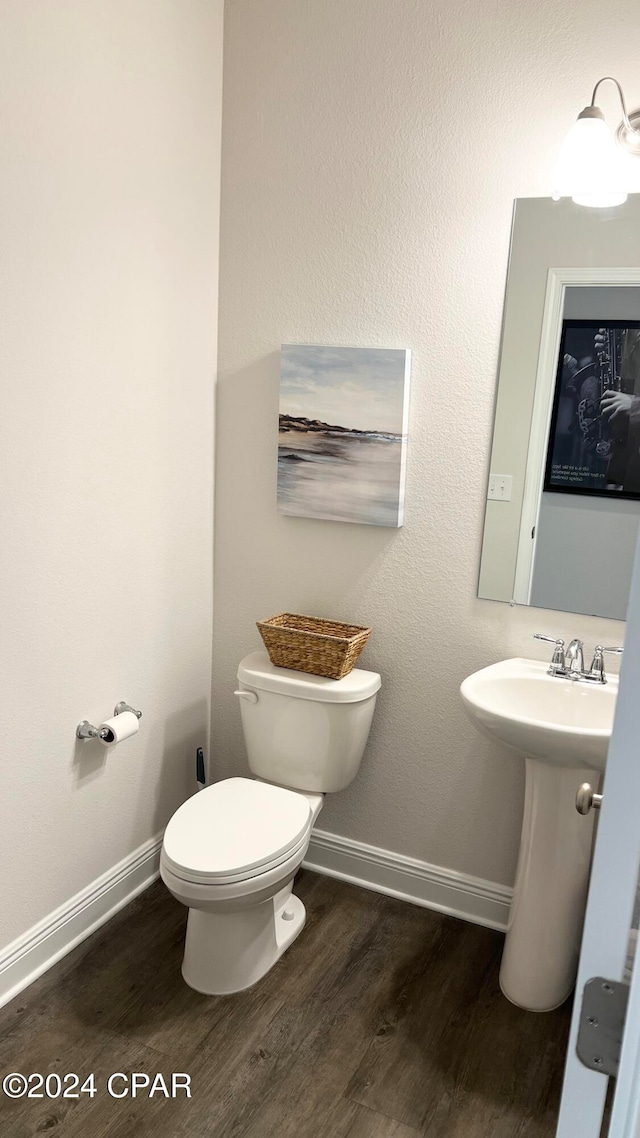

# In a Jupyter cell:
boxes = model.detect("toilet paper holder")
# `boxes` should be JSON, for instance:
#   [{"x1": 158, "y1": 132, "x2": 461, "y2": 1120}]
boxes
[{"x1": 76, "y1": 701, "x2": 143, "y2": 741}]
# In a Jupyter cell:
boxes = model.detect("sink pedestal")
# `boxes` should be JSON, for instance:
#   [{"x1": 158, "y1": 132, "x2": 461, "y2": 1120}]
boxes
[
  {"x1": 460, "y1": 657, "x2": 616, "y2": 1012},
  {"x1": 500, "y1": 759, "x2": 597, "y2": 1012}
]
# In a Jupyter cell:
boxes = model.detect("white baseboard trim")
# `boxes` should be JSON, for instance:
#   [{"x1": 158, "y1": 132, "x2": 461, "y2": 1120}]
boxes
[
  {"x1": 304, "y1": 828, "x2": 512, "y2": 932},
  {"x1": 0, "y1": 827, "x2": 511, "y2": 1009},
  {"x1": 0, "y1": 833, "x2": 163, "y2": 1009}
]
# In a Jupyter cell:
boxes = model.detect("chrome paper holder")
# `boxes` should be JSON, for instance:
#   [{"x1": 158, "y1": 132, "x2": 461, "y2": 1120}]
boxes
[
  {"x1": 114, "y1": 701, "x2": 143, "y2": 719},
  {"x1": 76, "y1": 720, "x2": 109, "y2": 741},
  {"x1": 76, "y1": 700, "x2": 142, "y2": 741}
]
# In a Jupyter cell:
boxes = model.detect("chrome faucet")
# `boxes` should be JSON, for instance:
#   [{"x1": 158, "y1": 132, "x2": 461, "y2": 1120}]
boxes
[
  {"x1": 534, "y1": 634, "x2": 623, "y2": 684},
  {"x1": 565, "y1": 638, "x2": 585, "y2": 678}
]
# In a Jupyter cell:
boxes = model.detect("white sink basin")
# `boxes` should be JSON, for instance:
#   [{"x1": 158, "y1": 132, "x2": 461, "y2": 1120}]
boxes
[
  {"x1": 460, "y1": 655, "x2": 619, "y2": 1013},
  {"x1": 460, "y1": 657, "x2": 617, "y2": 771}
]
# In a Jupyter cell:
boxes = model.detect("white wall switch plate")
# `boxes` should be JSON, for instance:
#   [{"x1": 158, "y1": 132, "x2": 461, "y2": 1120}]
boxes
[{"x1": 488, "y1": 474, "x2": 513, "y2": 502}]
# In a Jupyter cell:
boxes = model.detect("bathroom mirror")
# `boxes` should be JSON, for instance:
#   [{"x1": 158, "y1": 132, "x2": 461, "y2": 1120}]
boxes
[{"x1": 479, "y1": 195, "x2": 640, "y2": 619}]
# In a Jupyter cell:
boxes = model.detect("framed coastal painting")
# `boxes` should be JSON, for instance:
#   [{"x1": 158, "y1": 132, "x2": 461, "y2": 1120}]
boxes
[{"x1": 277, "y1": 345, "x2": 411, "y2": 527}]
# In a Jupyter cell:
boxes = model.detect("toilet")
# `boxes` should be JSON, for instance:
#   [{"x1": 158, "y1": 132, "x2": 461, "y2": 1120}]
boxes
[{"x1": 160, "y1": 651, "x2": 381, "y2": 995}]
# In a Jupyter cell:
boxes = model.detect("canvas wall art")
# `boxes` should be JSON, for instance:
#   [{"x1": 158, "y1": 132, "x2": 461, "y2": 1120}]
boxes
[{"x1": 277, "y1": 345, "x2": 411, "y2": 527}]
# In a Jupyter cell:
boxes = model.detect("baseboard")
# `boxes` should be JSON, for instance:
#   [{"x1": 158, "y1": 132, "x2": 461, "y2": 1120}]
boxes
[
  {"x1": 304, "y1": 828, "x2": 512, "y2": 932},
  {"x1": 0, "y1": 834, "x2": 163, "y2": 1009},
  {"x1": 0, "y1": 826, "x2": 511, "y2": 1009}
]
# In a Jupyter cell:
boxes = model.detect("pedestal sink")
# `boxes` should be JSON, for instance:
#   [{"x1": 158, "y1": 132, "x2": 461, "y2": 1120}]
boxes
[{"x1": 460, "y1": 658, "x2": 617, "y2": 1012}]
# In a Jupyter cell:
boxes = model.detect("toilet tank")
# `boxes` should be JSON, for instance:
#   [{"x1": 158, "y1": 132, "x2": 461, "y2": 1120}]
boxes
[{"x1": 236, "y1": 652, "x2": 381, "y2": 793}]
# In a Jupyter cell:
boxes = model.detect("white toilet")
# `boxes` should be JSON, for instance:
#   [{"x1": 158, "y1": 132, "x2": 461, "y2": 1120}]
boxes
[{"x1": 160, "y1": 651, "x2": 381, "y2": 995}]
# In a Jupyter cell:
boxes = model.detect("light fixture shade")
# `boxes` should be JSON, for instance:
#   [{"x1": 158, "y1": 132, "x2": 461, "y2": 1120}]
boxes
[{"x1": 553, "y1": 111, "x2": 627, "y2": 207}]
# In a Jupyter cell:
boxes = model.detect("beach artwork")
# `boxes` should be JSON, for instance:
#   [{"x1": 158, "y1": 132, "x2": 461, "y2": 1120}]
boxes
[{"x1": 277, "y1": 345, "x2": 410, "y2": 527}]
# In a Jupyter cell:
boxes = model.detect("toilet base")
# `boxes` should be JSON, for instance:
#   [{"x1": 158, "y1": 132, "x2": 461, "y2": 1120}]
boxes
[{"x1": 182, "y1": 890, "x2": 306, "y2": 995}]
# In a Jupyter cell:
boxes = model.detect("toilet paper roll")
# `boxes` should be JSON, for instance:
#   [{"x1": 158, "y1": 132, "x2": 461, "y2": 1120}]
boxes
[{"x1": 98, "y1": 711, "x2": 139, "y2": 747}]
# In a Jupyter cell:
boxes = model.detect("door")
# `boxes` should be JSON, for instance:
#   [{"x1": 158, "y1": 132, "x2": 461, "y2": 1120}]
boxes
[{"x1": 557, "y1": 529, "x2": 640, "y2": 1137}]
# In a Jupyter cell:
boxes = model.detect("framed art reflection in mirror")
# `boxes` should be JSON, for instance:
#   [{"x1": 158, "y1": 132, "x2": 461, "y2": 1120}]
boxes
[{"x1": 544, "y1": 319, "x2": 640, "y2": 501}]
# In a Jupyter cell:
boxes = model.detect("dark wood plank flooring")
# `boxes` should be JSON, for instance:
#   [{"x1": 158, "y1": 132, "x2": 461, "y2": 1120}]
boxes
[{"x1": 0, "y1": 872, "x2": 573, "y2": 1137}]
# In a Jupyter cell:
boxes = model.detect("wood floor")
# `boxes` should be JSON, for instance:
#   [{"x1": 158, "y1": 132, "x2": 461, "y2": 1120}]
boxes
[{"x1": 0, "y1": 871, "x2": 573, "y2": 1137}]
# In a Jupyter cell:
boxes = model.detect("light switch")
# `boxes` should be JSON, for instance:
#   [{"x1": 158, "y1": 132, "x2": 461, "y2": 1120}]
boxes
[{"x1": 488, "y1": 474, "x2": 513, "y2": 502}]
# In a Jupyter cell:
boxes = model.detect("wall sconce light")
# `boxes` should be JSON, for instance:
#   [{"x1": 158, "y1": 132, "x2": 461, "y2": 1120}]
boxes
[{"x1": 553, "y1": 77, "x2": 640, "y2": 208}]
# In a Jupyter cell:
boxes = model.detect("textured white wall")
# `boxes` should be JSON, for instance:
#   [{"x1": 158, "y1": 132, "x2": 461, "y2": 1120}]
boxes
[
  {"x1": 213, "y1": 0, "x2": 635, "y2": 886},
  {"x1": 0, "y1": 1, "x2": 223, "y2": 949}
]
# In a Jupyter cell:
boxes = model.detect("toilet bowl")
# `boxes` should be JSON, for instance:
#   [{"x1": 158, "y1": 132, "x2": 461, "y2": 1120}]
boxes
[
  {"x1": 161, "y1": 777, "x2": 323, "y2": 993},
  {"x1": 161, "y1": 651, "x2": 380, "y2": 994}
]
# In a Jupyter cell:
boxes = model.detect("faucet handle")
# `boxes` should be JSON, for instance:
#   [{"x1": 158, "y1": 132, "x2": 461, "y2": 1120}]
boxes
[
  {"x1": 586, "y1": 645, "x2": 623, "y2": 684},
  {"x1": 534, "y1": 634, "x2": 566, "y2": 676}
]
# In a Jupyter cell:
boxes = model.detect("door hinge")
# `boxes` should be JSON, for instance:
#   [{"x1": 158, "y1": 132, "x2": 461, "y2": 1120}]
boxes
[{"x1": 576, "y1": 977, "x2": 629, "y2": 1077}]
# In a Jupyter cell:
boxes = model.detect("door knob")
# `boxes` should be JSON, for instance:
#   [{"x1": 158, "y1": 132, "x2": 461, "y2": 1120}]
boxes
[{"x1": 576, "y1": 783, "x2": 603, "y2": 815}]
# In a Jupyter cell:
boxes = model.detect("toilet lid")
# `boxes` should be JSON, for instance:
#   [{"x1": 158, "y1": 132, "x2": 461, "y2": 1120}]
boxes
[{"x1": 162, "y1": 777, "x2": 312, "y2": 883}]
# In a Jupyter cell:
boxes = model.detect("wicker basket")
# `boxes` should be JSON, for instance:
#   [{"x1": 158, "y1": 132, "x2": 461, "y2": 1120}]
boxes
[{"x1": 256, "y1": 613, "x2": 372, "y2": 680}]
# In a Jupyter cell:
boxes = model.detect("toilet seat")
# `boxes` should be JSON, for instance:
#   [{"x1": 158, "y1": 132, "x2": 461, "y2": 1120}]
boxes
[{"x1": 162, "y1": 777, "x2": 312, "y2": 886}]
